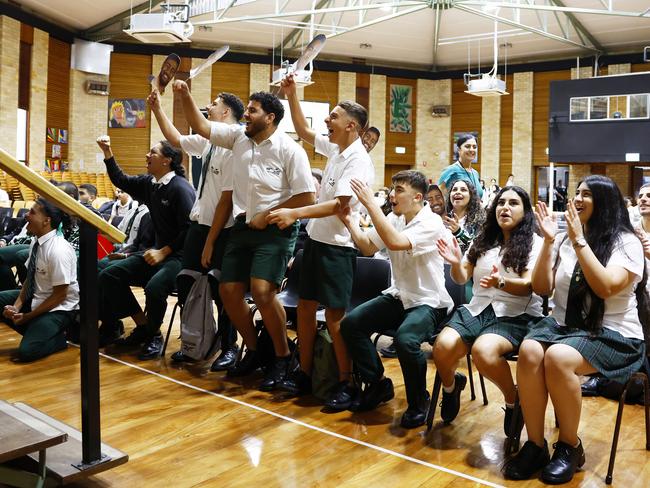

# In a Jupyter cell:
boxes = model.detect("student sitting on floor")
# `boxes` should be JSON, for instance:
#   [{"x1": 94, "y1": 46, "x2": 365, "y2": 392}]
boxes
[
  {"x1": 433, "y1": 185, "x2": 544, "y2": 438},
  {"x1": 339, "y1": 170, "x2": 453, "y2": 428},
  {"x1": 0, "y1": 199, "x2": 79, "y2": 362},
  {"x1": 504, "y1": 176, "x2": 649, "y2": 484}
]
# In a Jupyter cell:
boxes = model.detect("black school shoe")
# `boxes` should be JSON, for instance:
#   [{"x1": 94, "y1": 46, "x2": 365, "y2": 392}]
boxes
[
  {"x1": 171, "y1": 350, "x2": 196, "y2": 363},
  {"x1": 98, "y1": 320, "x2": 125, "y2": 347},
  {"x1": 138, "y1": 333, "x2": 163, "y2": 360},
  {"x1": 440, "y1": 372, "x2": 467, "y2": 423},
  {"x1": 352, "y1": 377, "x2": 395, "y2": 412},
  {"x1": 502, "y1": 440, "x2": 551, "y2": 480},
  {"x1": 259, "y1": 355, "x2": 291, "y2": 392},
  {"x1": 324, "y1": 381, "x2": 357, "y2": 411},
  {"x1": 210, "y1": 345, "x2": 239, "y2": 371},
  {"x1": 227, "y1": 349, "x2": 261, "y2": 377},
  {"x1": 279, "y1": 369, "x2": 312, "y2": 396},
  {"x1": 400, "y1": 391, "x2": 431, "y2": 429},
  {"x1": 541, "y1": 440, "x2": 585, "y2": 484}
]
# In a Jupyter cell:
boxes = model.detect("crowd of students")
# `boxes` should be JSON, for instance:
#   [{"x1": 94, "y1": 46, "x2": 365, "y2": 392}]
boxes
[{"x1": 1, "y1": 75, "x2": 648, "y2": 485}]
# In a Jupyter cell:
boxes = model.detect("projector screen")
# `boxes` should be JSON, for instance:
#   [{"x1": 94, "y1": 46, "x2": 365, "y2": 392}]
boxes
[{"x1": 278, "y1": 100, "x2": 330, "y2": 136}]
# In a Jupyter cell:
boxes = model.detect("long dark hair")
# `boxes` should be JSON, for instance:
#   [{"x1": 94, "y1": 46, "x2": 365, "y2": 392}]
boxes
[
  {"x1": 446, "y1": 179, "x2": 485, "y2": 231},
  {"x1": 36, "y1": 197, "x2": 71, "y2": 232},
  {"x1": 574, "y1": 175, "x2": 650, "y2": 334},
  {"x1": 467, "y1": 186, "x2": 536, "y2": 275},
  {"x1": 159, "y1": 140, "x2": 185, "y2": 178}
]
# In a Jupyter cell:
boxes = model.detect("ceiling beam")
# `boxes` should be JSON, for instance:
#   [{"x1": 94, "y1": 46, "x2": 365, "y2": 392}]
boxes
[
  {"x1": 431, "y1": 3, "x2": 443, "y2": 70},
  {"x1": 324, "y1": 4, "x2": 429, "y2": 40},
  {"x1": 278, "y1": 0, "x2": 331, "y2": 51},
  {"x1": 454, "y1": 4, "x2": 599, "y2": 52},
  {"x1": 455, "y1": 1, "x2": 650, "y2": 18},
  {"x1": 550, "y1": 0, "x2": 604, "y2": 52}
]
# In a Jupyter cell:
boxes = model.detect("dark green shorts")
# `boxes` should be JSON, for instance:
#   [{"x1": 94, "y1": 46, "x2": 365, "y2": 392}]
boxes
[
  {"x1": 298, "y1": 238, "x2": 358, "y2": 309},
  {"x1": 447, "y1": 305, "x2": 539, "y2": 349},
  {"x1": 220, "y1": 217, "x2": 298, "y2": 286}
]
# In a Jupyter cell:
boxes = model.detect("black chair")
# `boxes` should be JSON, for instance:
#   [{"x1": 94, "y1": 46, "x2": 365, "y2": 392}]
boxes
[
  {"x1": 16, "y1": 208, "x2": 28, "y2": 219},
  {"x1": 276, "y1": 249, "x2": 305, "y2": 327}
]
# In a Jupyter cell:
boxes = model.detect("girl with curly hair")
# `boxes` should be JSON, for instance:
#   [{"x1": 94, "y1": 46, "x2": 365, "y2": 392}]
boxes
[
  {"x1": 433, "y1": 186, "x2": 544, "y2": 437},
  {"x1": 504, "y1": 175, "x2": 649, "y2": 484},
  {"x1": 444, "y1": 179, "x2": 485, "y2": 253}
]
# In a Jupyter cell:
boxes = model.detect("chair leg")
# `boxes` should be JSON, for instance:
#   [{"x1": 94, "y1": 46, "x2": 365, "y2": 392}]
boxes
[
  {"x1": 426, "y1": 372, "x2": 442, "y2": 432},
  {"x1": 162, "y1": 301, "x2": 181, "y2": 357},
  {"x1": 505, "y1": 391, "x2": 521, "y2": 455},
  {"x1": 479, "y1": 373, "x2": 488, "y2": 406},
  {"x1": 606, "y1": 377, "x2": 634, "y2": 485},
  {"x1": 466, "y1": 354, "x2": 476, "y2": 401},
  {"x1": 643, "y1": 374, "x2": 650, "y2": 451}
]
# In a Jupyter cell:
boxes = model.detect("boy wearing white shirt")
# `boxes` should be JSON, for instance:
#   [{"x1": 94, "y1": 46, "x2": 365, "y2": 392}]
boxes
[
  {"x1": 176, "y1": 80, "x2": 316, "y2": 391},
  {"x1": 265, "y1": 74, "x2": 374, "y2": 409},
  {"x1": 339, "y1": 171, "x2": 453, "y2": 428},
  {"x1": 149, "y1": 88, "x2": 245, "y2": 371}
]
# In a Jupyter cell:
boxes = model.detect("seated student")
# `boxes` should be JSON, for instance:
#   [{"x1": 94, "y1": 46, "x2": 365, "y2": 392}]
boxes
[
  {"x1": 443, "y1": 179, "x2": 485, "y2": 254},
  {"x1": 78, "y1": 183, "x2": 102, "y2": 217},
  {"x1": 0, "y1": 199, "x2": 79, "y2": 361},
  {"x1": 266, "y1": 73, "x2": 374, "y2": 408},
  {"x1": 98, "y1": 212, "x2": 155, "y2": 271},
  {"x1": 108, "y1": 189, "x2": 137, "y2": 226},
  {"x1": 503, "y1": 175, "x2": 648, "y2": 484},
  {"x1": 95, "y1": 136, "x2": 195, "y2": 360},
  {"x1": 115, "y1": 203, "x2": 150, "y2": 251},
  {"x1": 339, "y1": 171, "x2": 453, "y2": 428},
  {"x1": 433, "y1": 186, "x2": 544, "y2": 436}
]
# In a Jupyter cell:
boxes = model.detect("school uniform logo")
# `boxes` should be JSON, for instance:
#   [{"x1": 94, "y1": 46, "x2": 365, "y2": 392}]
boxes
[
  {"x1": 328, "y1": 177, "x2": 336, "y2": 187},
  {"x1": 211, "y1": 167, "x2": 220, "y2": 175},
  {"x1": 161, "y1": 199, "x2": 170, "y2": 206},
  {"x1": 265, "y1": 166, "x2": 282, "y2": 176}
]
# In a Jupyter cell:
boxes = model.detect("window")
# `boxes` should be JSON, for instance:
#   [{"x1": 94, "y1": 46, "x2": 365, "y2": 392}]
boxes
[{"x1": 570, "y1": 93, "x2": 650, "y2": 122}]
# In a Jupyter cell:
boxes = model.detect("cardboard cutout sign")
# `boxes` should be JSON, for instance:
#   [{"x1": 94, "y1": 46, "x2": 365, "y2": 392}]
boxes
[{"x1": 149, "y1": 53, "x2": 181, "y2": 94}]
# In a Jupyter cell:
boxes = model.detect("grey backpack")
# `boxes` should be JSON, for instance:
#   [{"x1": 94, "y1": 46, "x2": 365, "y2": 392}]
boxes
[{"x1": 178, "y1": 269, "x2": 219, "y2": 361}]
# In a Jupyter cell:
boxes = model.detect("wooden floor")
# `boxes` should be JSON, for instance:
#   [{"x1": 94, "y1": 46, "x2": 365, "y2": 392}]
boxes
[{"x1": 1, "y1": 292, "x2": 650, "y2": 487}]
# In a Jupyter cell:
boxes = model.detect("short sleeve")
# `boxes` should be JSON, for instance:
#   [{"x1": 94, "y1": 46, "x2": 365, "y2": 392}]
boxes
[
  {"x1": 608, "y1": 233, "x2": 644, "y2": 278},
  {"x1": 209, "y1": 122, "x2": 240, "y2": 150},
  {"x1": 367, "y1": 227, "x2": 386, "y2": 252},
  {"x1": 314, "y1": 133, "x2": 338, "y2": 158},
  {"x1": 179, "y1": 134, "x2": 209, "y2": 157},
  {"x1": 438, "y1": 166, "x2": 453, "y2": 187},
  {"x1": 403, "y1": 214, "x2": 446, "y2": 257},
  {"x1": 49, "y1": 244, "x2": 76, "y2": 286},
  {"x1": 220, "y1": 150, "x2": 234, "y2": 192}
]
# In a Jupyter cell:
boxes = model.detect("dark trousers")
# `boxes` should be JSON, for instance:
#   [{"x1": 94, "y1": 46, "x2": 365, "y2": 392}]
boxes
[
  {"x1": 0, "y1": 290, "x2": 73, "y2": 361},
  {"x1": 0, "y1": 244, "x2": 30, "y2": 290},
  {"x1": 341, "y1": 295, "x2": 447, "y2": 408},
  {"x1": 98, "y1": 253, "x2": 182, "y2": 338},
  {"x1": 177, "y1": 222, "x2": 235, "y2": 347}
]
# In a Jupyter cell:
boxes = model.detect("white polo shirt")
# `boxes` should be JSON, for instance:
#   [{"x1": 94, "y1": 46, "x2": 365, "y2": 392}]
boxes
[
  {"x1": 367, "y1": 206, "x2": 453, "y2": 312},
  {"x1": 110, "y1": 198, "x2": 137, "y2": 220},
  {"x1": 209, "y1": 123, "x2": 315, "y2": 224},
  {"x1": 117, "y1": 204, "x2": 149, "y2": 248},
  {"x1": 306, "y1": 134, "x2": 375, "y2": 248},
  {"x1": 25, "y1": 230, "x2": 79, "y2": 312},
  {"x1": 463, "y1": 234, "x2": 544, "y2": 317},
  {"x1": 550, "y1": 232, "x2": 644, "y2": 339},
  {"x1": 180, "y1": 134, "x2": 234, "y2": 228}
]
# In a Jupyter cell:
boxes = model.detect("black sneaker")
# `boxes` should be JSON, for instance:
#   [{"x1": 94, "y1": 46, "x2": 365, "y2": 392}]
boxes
[
  {"x1": 259, "y1": 356, "x2": 291, "y2": 392},
  {"x1": 171, "y1": 350, "x2": 196, "y2": 363},
  {"x1": 113, "y1": 325, "x2": 147, "y2": 348},
  {"x1": 541, "y1": 440, "x2": 585, "y2": 484},
  {"x1": 400, "y1": 391, "x2": 430, "y2": 429},
  {"x1": 138, "y1": 333, "x2": 163, "y2": 360},
  {"x1": 380, "y1": 341, "x2": 398, "y2": 359},
  {"x1": 279, "y1": 369, "x2": 312, "y2": 396},
  {"x1": 503, "y1": 440, "x2": 551, "y2": 480},
  {"x1": 210, "y1": 345, "x2": 239, "y2": 372},
  {"x1": 440, "y1": 372, "x2": 467, "y2": 424},
  {"x1": 504, "y1": 403, "x2": 525, "y2": 437},
  {"x1": 227, "y1": 349, "x2": 261, "y2": 377},
  {"x1": 355, "y1": 377, "x2": 395, "y2": 411},
  {"x1": 324, "y1": 381, "x2": 357, "y2": 411}
]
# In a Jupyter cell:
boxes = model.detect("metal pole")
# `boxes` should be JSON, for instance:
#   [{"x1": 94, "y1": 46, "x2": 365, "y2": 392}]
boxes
[
  {"x1": 549, "y1": 162, "x2": 555, "y2": 212},
  {"x1": 79, "y1": 221, "x2": 102, "y2": 464}
]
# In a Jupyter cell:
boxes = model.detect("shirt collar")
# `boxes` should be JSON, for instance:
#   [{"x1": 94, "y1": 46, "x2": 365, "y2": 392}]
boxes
[
  {"x1": 339, "y1": 137, "x2": 365, "y2": 160},
  {"x1": 152, "y1": 171, "x2": 176, "y2": 185},
  {"x1": 37, "y1": 229, "x2": 57, "y2": 246}
]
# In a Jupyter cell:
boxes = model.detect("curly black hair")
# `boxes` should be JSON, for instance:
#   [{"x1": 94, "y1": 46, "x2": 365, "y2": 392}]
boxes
[
  {"x1": 467, "y1": 186, "x2": 536, "y2": 275},
  {"x1": 218, "y1": 92, "x2": 245, "y2": 121},
  {"x1": 445, "y1": 179, "x2": 485, "y2": 231},
  {"x1": 249, "y1": 92, "x2": 284, "y2": 126}
]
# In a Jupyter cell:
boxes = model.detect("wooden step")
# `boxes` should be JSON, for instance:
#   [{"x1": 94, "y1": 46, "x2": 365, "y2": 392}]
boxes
[{"x1": 13, "y1": 402, "x2": 128, "y2": 485}]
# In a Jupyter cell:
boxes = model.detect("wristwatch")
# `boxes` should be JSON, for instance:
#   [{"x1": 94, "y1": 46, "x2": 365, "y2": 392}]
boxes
[
  {"x1": 497, "y1": 276, "x2": 506, "y2": 289},
  {"x1": 573, "y1": 237, "x2": 588, "y2": 249}
]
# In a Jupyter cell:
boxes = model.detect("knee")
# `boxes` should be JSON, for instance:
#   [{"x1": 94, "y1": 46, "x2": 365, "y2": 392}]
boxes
[
  {"x1": 432, "y1": 330, "x2": 459, "y2": 361},
  {"x1": 144, "y1": 281, "x2": 170, "y2": 302},
  {"x1": 250, "y1": 285, "x2": 274, "y2": 308},
  {"x1": 471, "y1": 342, "x2": 500, "y2": 369},
  {"x1": 517, "y1": 339, "x2": 545, "y2": 371},
  {"x1": 543, "y1": 345, "x2": 573, "y2": 375},
  {"x1": 394, "y1": 329, "x2": 419, "y2": 356},
  {"x1": 340, "y1": 315, "x2": 358, "y2": 341}
]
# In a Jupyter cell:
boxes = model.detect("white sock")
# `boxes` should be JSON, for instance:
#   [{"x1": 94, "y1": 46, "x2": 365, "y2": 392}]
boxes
[{"x1": 442, "y1": 379, "x2": 456, "y2": 393}]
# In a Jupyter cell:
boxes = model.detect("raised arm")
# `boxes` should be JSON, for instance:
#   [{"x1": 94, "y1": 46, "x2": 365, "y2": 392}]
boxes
[
  {"x1": 148, "y1": 88, "x2": 182, "y2": 147},
  {"x1": 96, "y1": 136, "x2": 150, "y2": 202},
  {"x1": 173, "y1": 80, "x2": 211, "y2": 140},
  {"x1": 281, "y1": 74, "x2": 315, "y2": 145},
  {"x1": 436, "y1": 237, "x2": 473, "y2": 284}
]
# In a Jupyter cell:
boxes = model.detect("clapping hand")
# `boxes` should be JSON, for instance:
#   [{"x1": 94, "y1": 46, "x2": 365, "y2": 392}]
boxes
[
  {"x1": 534, "y1": 201, "x2": 558, "y2": 242},
  {"x1": 480, "y1": 265, "x2": 501, "y2": 289},
  {"x1": 565, "y1": 199, "x2": 584, "y2": 243},
  {"x1": 437, "y1": 237, "x2": 463, "y2": 266}
]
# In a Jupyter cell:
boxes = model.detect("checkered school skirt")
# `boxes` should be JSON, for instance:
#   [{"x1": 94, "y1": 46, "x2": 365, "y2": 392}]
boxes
[
  {"x1": 525, "y1": 317, "x2": 646, "y2": 384},
  {"x1": 446, "y1": 305, "x2": 540, "y2": 349}
]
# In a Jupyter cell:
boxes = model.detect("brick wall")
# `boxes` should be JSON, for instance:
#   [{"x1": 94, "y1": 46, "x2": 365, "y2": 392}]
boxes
[
  {"x1": 481, "y1": 96, "x2": 501, "y2": 185},
  {"x1": 369, "y1": 74, "x2": 386, "y2": 188},
  {"x1": 415, "y1": 79, "x2": 451, "y2": 182},
  {"x1": 249, "y1": 63, "x2": 269, "y2": 94},
  {"x1": 0, "y1": 16, "x2": 20, "y2": 158},
  {"x1": 338, "y1": 71, "x2": 356, "y2": 102},
  {"x1": 512, "y1": 72, "x2": 534, "y2": 194},
  {"x1": 28, "y1": 28, "x2": 48, "y2": 167}
]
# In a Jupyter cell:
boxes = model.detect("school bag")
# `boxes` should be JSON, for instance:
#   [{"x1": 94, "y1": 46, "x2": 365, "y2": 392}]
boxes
[
  {"x1": 178, "y1": 269, "x2": 219, "y2": 361},
  {"x1": 311, "y1": 328, "x2": 339, "y2": 401}
]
